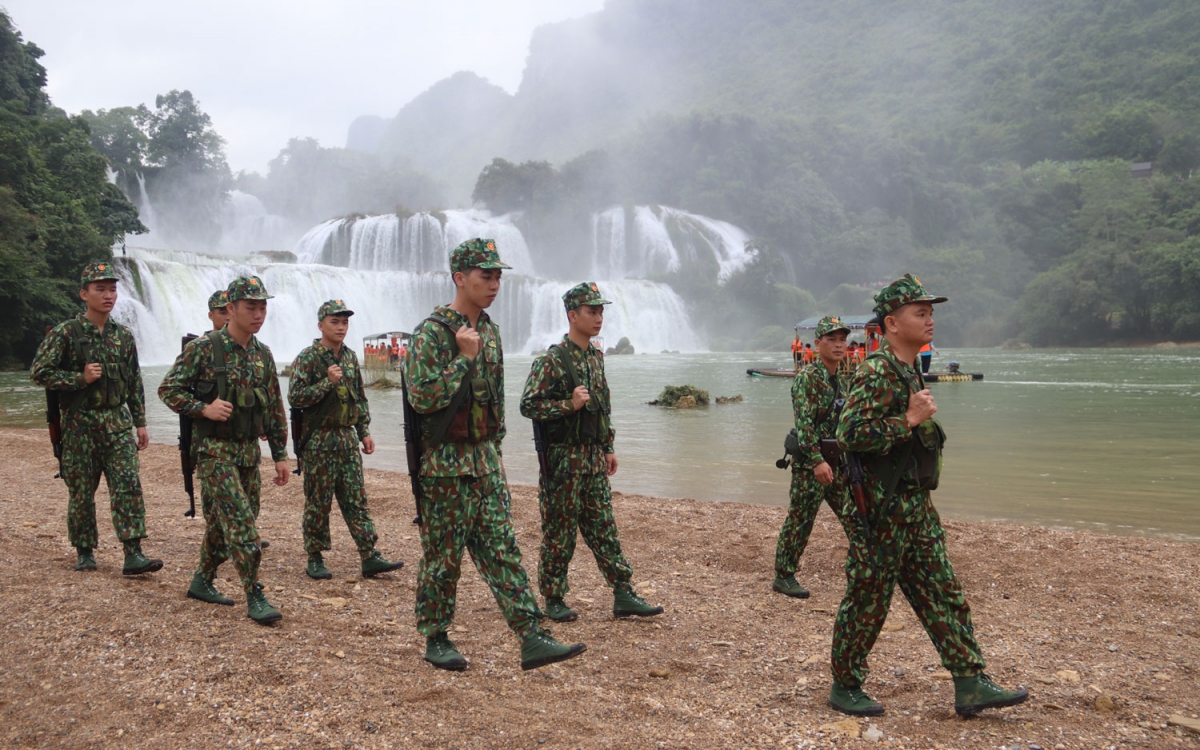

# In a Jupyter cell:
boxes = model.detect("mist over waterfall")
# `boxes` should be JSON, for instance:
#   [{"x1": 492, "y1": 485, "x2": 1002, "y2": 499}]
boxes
[
  {"x1": 113, "y1": 249, "x2": 700, "y2": 365},
  {"x1": 591, "y1": 206, "x2": 753, "y2": 282}
]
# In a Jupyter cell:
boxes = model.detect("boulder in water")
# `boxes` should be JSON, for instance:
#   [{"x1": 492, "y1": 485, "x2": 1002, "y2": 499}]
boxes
[
  {"x1": 606, "y1": 336, "x2": 635, "y2": 355},
  {"x1": 650, "y1": 384, "x2": 709, "y2": 407},
  {"x1": 715, "y1": 394, "x2": 743, "y2": 404}
]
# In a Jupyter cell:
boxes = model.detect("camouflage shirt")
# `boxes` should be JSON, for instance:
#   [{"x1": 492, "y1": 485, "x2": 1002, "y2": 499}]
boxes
[
  {"x1": 791, "y1": 360, "x2": 848, "y2": 471},
  {"x1": 30, "y1": 314, "x2": 146, "y2": 432},
  {"x1": 287, "y1": 340, "x2": 370, "y2": 453},
  {"x1": 402, "y1": 305, "x2": 505, "y2": 477},
  {"x1": 158, "y1": 329, "x2": 288, "y2": 466},
  {"x1": 836, "y1": 338, "x2": 927, "y2": 515},
  {"x1": 520, "y1": 336, "x2": 615, "y2": 474}
]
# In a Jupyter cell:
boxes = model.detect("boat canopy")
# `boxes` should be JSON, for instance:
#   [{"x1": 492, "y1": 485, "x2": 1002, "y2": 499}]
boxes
[
  {"x1": 795, "y1": 314, "x2": 877, "y2": 330},
  {"x1": 362, "y1": 331, "x2": 411, "y2": 342}
]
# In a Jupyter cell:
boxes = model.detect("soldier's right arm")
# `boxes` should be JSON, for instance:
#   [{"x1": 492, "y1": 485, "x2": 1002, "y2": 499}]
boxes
[
  {"x1": 401, "y1": 323, "x2": 473, "y2": 415},
  {"x1": 792, "y1": 367, "x2": 826, "y2": 470},
  {"x1": 29, "y1": 325, "x2": 84, "y2": 390},
  {"x1": 836, "y1": 359, "x2": 910, "y2": 455},
  {"x1": 158, "y1": 338, "x2": 208, "y2": 418},
  {"x1": 519, "y1": 352, "x2": 570, "y2": 421},
  {"x1": 287, "y1": 349, "x2": 332, "y2": 408}
]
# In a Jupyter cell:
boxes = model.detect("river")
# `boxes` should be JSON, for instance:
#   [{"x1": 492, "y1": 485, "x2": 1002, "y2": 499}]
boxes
[{"x1": 3, "y1": 347, "x2": 1197, "y2": 541}]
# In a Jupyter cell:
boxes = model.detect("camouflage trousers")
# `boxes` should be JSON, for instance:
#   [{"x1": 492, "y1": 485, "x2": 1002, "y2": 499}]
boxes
[
  {"x1": 775, "y1": 467, "x2": 853, "y2": 577},
  {"x1": 415, "y1": 471, "x2": 541, "y2": 640},
  {"x1": 830, "y1": 493, "x2": 985, "y2": 687},
  {"x1": 196, "y1": 456, "x2": 263, "y2": 594},
  {"x1": 538, "y1": 470, "x2": 633, "y2": 599},
  {"x1": 196, "y1": 454, "x2": 261, "y2": 577},
  {"x1": 302, "y1": 449, "x2": 377, "y2": 559},
  {"x1": 60, "y1": 424, "x2": 146, "y2": 550}
]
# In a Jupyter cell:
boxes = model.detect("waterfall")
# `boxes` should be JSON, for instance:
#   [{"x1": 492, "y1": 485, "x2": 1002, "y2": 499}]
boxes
[
  {"x1": 293, "y1": 209, "x2": 533, "y2": 272},
  {"x1": 113, "y1": 248, "x2": 700, "y2": 364},
  {"x1": 215, "y1": 190, "x2": 295, "y2": 255},
  {"x1": 296, "y1": 205, "x2": 751, "y2": 283}
]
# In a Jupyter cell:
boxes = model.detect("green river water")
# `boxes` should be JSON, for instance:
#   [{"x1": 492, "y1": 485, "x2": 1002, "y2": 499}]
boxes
[{"x1": 2, "y1": 348, "x2": 1197, "y2": 541}]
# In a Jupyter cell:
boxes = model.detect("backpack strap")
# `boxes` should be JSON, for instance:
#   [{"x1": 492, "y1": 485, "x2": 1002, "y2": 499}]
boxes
[
  {"x1": 67, "y1": 319, "x2": 90, "y2": 366},
  {"x1": 551, "y1": 343, "x2": 581, "y2": 391},
  {"x1": 864, "y1": 349, "x2": 921, "y2": 502},
  {"x1": 418, "y1": 315, "x2": 474, "y2": 447},
  {"x1": 205, "y1": 330, "x2": 229, "y2": 402}
]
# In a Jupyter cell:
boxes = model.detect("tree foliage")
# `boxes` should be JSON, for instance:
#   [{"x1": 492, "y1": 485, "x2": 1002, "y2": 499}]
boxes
[{"x1": 0, "y1": 11, "x2": 144, "y2": 367}]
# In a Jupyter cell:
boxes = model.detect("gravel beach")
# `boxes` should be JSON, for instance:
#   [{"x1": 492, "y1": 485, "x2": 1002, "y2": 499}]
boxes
[{"x1": 0, "y1": 427, "x2": 1197, "y2": 749}]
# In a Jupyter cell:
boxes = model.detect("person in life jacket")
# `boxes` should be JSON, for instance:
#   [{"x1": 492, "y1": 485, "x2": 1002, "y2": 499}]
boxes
[
  {"x1": 158, "y1": 275, "x2": 290, "y2": 625},
  {"x1": 919, "y1": 341, "x2": 938, "y2": 374},
  {"x1": 288, "y1": 299, "x2": 403, "y2": 581},
  {"x1": 828, "y1": 273, "x2": 1028, "y2": 718},
  {"x1": 30, "y1": 261, "x2": 161, "y2": 576},
  {"x1": 402, "y1": 238, "x2": 586, "y2": 672},
  {"x1": 520, "y1": 282, "x2": 664, "y2": 624},
  {"x1": 772, "y1": 315, "x2": 856, "y2": 599}
]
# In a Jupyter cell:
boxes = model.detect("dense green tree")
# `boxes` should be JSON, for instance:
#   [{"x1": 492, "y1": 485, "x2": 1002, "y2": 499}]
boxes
[{"x1": 0, "y1": 11, "x2": 144, "y2": 366}]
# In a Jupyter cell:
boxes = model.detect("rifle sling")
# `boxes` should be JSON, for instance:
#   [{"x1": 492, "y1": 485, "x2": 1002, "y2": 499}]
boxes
[
  {"x1": 296, "y1": 353, "x2": 346, "y2": 456},
  {"x1": 421, "y1": 315, "x2": 475, "y2": 447},
  {"x1": 205, "y1": 330, "x2": 229, "y2": 402}
]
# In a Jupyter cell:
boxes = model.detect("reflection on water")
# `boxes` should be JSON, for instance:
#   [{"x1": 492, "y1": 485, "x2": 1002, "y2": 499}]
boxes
[{"x1": 4, "y1": 347, "x2": 1198, "y2": 541}]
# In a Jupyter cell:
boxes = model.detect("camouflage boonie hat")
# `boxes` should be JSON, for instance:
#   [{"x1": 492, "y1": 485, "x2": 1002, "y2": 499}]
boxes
[
  {"x1": 80, "y1": 261, "x2": 119, "y2": 286},
  {"x1": 563, "y1": 281, "x2": 612, "y2": 311},
  {"x1": 449, "y1": 238, "x2": 511, "y2": 273},
  {"x1": 207, "y1": 290, "x2": 229, "y2": 310},
  {"x1": 815, "y1": 315, "x2": 851, "y2": 338},
  {"x1": 318, "y1": 299, "x2": 354, "y2": 320},
  {"x1": 872, "y1": 273, "x2": 947, "y2": 318},
  {"x1": 226, "y1": 275, "x2": 274, "y2": 302}
]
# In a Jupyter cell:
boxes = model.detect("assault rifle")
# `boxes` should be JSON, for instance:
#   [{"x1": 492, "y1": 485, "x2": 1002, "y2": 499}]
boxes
[
  {"x1": 42, "y1": 326, "x2": 65, "y2": 481},
  {"x1": 400, "y1": 373, "x2": 425, "y2": 525},
  {"x1": 289, "y1": 407, "x2": 304, "y2": 476},
  {"x1": 179, "y1": 334, "x2": 198, "y2": 516},
  {"x1": 532, "y1": 419, "x2": 552, "y2": 495},
  {"x1": 845, "y1": 452, "x2": 873, "y2": 553},
  {"x1": 46, "y1": 390, "x2": 64, "y2": 481}
]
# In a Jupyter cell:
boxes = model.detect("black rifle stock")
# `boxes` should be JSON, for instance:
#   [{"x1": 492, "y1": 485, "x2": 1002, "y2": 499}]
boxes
[
  {"x1": 532, "y1": 419, "x2": 552, "y2": 494},
  {"x1": 400, "y1": 374, "x2": 425, "y2": 525},
  {"x1": 46, "y1": 390, "x2": 64, "y2": 481},
  {"x1": 180, "y1": 334, "x2": 198, "y2": 516},
  {"x1": 289, "y1": 407, "x2": 304, "y2": 476},
  {"x1": 846, "y1": 452, "x2": 873, "y2": 552}
]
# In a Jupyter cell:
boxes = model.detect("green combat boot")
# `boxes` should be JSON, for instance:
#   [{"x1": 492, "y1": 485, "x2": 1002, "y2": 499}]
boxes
[
  {"x1": 953, "y1": 674, "x2": 1029, "y2": 716},
  {"x1": 186, "y1": 572, "x2": 234, "y2": 606},
  {"x1": 520, "y1": 631, "x2": 587, "y2": 671},
  {"x1": 828, "y1": 683, "x2": 885, "y2": 716},
  {"x1": 424, "y1": 633, "x2": 468, "y2": 671},
  {"x1": 544, "y1": 597, "x2": 578, "y2": 623},
  {"x1": 122, "y1": 543, "x2": 163, "y2": 576},
  {"x1": 306, "y1": 554, "x2": 333, "y2": 580},
  {"x1": 246, "y1": 584, "x2": 282, "y2": 625},
  {"x1": 613, "y1": 586, "x2": 664, "y2": 618},
  {"x1": 74, "y1": 548, "x2": 97, "y2": 572},
  {"x1": 361, "y1": 551, "x2": 404, "y2": 578},
  {"x1": 772, "y1": 574, "x2": 810, "y2": 599}
]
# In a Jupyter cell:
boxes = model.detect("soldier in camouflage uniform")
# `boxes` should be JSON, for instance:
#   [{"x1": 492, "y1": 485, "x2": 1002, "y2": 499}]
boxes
[
  {"x1": 519, "y1": 282, "x2": 663, "y2": 622},
  {"x1": 159, "y1": 276, "x2": 290, "y2": 624},
  {"x1": 403, "y1": 238, "x2": 586, "y2": 672},
  {"x1": 31, "y1": 262, "x2": 162, "y2": 575},
  {"x1": 773, "y1": 315, "x2": 855, "y2": 599},
  {"x1": 289, "y1": 300, "x2": 403, "y2": 580},
  {"x1": 828, "y1": 274, "x2": 1028, "y2": 717}
]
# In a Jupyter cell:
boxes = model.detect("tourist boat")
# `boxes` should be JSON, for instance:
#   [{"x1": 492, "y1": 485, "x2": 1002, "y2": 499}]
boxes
[
  {"x1": 746, "y1": 315, "x2": 983, "y2": 381},
  {"x1": 362, "y1": 330, "x2": 410, "y2": 385}
]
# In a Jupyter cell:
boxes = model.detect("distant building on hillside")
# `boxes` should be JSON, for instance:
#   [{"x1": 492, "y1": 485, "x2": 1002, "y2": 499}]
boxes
[{"x1": 1131, "y1": 162, "x2": 1154, "y2": 179}]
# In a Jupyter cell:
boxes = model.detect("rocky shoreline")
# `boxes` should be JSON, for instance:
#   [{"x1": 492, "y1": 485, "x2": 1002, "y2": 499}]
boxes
[{"x1": 0, "y1": 427, "x2": 1197, "y2": 749}]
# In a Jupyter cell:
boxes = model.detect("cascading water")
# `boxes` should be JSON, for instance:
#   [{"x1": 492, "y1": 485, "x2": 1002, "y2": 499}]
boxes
[
  {"x1": 113, "y1": 197, "x2": 744, "y2": 363},
  {"x1": 114, "y1": 248, "x2": 700, "y2": 364}
]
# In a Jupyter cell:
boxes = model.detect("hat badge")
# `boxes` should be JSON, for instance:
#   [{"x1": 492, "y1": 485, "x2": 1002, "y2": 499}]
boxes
[
  {"x1": 486, "y1": 241, "x2": 495, "y2": 250},
  {"x1": 97, "y1": 264, "x2": 106, "y2": 271},
  {"x1": 249, "y1": 278, "x2": 259, "y2": 286}
]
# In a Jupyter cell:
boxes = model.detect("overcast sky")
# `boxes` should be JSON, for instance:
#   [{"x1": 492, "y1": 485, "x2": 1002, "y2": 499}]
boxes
[{"x1": 4, "y1": 0, "x2": 605, "y2": 173}]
